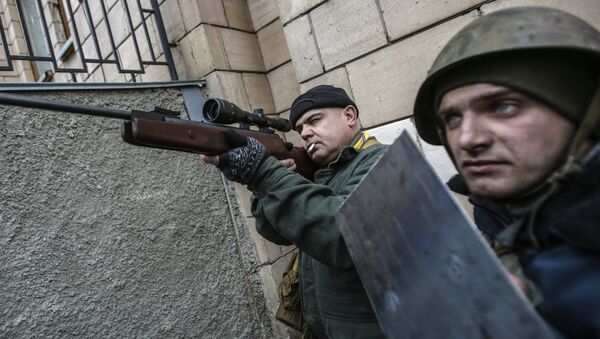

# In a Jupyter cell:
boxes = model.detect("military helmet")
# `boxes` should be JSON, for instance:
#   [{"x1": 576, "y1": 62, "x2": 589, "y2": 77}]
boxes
[{"x1": 414, "y1": 6, "x2": 600, "y2": 145}]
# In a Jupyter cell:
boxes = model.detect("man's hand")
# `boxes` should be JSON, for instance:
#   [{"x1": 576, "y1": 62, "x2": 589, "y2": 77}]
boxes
[
  {"x1": 507, "y1": 271, "x2": 528, "y2": 297},
  {"x1": 279, "y1": 158, "x2": 297, "y2": 172},
  {"x1": 201, "y1": 129, "x2": 268, "y2": 184}
]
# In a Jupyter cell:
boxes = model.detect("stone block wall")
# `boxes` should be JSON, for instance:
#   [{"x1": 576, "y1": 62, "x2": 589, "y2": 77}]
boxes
[
  {"x1": 270, "y1": 0, "x2": 600, "y2": 216},
  {"x1": 275, "y1": 0, "x2": 600, "y2": 149}
]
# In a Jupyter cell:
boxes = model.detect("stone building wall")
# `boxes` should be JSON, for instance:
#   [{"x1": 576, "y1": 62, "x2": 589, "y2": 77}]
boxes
[{"x1": 2, "y1": 1, "x2": 599, "y2": 338}]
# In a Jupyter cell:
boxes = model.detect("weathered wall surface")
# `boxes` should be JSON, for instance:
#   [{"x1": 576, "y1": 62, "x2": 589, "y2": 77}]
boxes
[
  {"x1": 3, "y1": 1, "x2": 600, "y2": 338},
  {"x1": 0, "y1": 88, "x2": 271, "y2": 338},
  {"x1": 275, "y1": 0, "x2": 600, "y2": 179}
]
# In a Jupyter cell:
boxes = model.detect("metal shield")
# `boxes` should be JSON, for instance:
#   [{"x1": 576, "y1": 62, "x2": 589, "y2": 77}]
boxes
[{"x1": 336, "y1": 131, "x2": 553, "y2": 339}]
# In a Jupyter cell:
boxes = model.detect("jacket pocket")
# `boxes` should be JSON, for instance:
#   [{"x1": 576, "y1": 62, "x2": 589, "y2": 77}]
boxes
[{"x1": 317, "y1": 292, "x2": 377, "y2": 321}]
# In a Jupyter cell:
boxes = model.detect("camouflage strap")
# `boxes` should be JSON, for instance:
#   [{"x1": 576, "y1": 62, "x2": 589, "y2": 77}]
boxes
[
  {"x1": 569, "y1": 80, "x2": 600, "y2": 161},
  {"x1": 275, "y1": 252, "x2": 303, "y2": 331},
  {"x1": 526, "y1": 81, "x2": 600, "y2": 248}
]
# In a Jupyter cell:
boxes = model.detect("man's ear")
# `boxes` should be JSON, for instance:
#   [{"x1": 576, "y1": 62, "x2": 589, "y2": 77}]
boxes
[{"x1": 343, "y1": 105, "x2": 358, "y2": 127}]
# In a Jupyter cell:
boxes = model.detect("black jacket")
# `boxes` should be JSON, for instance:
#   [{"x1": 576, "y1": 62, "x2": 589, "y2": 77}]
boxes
[
  {"x1": 448, "y1": 145, "x2": 600, "y2": 338},
  {"x1": 518, "y1": 145, "x2": 600, "y2": 338}
]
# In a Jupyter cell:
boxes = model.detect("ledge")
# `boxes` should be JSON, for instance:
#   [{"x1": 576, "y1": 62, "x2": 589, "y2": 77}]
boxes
[{"x1": 0, "y1": 80, "x2": 206, "y2": 92}]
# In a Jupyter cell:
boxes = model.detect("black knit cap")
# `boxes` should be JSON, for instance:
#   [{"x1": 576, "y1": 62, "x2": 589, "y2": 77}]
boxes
[{"x1": 289, "y1": 85, "x2": 357, "y2": 129}]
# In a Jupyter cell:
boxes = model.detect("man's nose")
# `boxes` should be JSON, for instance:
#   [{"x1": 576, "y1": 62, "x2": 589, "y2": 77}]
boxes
[
  {"x1": 300, "y1": 126, "x2": 313, "y2": 140},
  {"x1": 458, "y1": 115, "x2": 491, "y2": 152}
]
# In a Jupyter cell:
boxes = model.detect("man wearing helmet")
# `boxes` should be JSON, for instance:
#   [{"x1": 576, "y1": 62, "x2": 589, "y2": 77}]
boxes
[{"x1": 414, "y1": 7, "x2": 600, "y2": 338}]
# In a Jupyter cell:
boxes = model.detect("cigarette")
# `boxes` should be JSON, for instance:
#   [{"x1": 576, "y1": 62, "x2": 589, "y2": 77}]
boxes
[{"x1": 307, "y1": 143, "x2": 316, "y2": 154}]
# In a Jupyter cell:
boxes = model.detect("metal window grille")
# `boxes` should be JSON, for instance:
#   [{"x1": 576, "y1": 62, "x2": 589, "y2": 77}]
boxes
[{"x1": 0, "y1": 0, "x2": 177, "y2": 82}]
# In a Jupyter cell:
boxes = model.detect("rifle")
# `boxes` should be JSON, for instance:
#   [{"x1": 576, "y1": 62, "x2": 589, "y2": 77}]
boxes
[{"x1": 0, "y1": 92, "x2": 317, "y2": 179}]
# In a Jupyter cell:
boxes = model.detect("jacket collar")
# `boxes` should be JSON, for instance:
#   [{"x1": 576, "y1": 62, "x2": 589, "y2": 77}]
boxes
[
  {"x1": 500, "y1": 142, "x2": 600, "y2": 250},
  {"x1": 326, "y1": 131, "x2": 378, "y2": 169}
]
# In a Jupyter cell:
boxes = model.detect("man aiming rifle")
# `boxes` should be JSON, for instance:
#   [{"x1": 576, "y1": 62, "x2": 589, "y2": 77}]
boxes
[{"x1": 202, "y1": 85, "x2": 388, "y2": 339}]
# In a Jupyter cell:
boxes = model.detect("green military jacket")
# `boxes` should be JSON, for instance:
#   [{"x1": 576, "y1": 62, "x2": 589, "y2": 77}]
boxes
[{"x1": 249, "y1": 132, "x2": 388, "y2": 339}]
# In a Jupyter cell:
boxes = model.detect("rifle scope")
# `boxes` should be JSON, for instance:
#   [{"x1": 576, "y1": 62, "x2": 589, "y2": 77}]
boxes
[{"x1": 203, "y1": 98, "x2": 291, "y2": 132}]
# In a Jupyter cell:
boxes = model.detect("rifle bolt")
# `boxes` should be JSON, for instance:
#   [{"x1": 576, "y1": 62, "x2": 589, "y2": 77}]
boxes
[{"x1": 188, "y1": 130, "x2": 196, "y2": 139}]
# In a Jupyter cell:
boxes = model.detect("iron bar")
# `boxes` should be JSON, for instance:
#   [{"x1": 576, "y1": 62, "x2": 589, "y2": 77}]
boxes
[
  {"x1": 0, "y1": 0, "x2": 177, "y2": 81},
  {"x1": 140, "y1": 61, "x2": 169, "y2": 66},
  {"x1": 0, "y1": 92, "x2": 132, "y2": 119},
  {"x1": 83, "y1": 58, "x2": 117, "y2": 64},
  {"x1": 62, "y1": 0, "x2": 89, "y2": 73},
  {"x1": 137, "y1": 0, "x2": 157, "y2": 62},
  {"x1": 100, "y1": 0, "x2": 124, "y2": 73},
  {"x1": 120, "y1": 0, "x2": 144, "y2": 73},
  {"x1": 0, "y1": 79, "x2": 204, "y2": 91},
  {"x1": 35, "y1": 0, "x2": 59, "y2": 71},
  {"x1": 10, "y1": 55, "x2": 54, "y2": 61},
  {"x1": 14, "y1": 0, "x2": 34, "y2": 56},
  {"x1": 0, "y1": 14, "x2": 13, "y2": 71},
  {"x1": 83, "y1": 0, "x2": 104, "y2": 60},
  {"x1": 149, "y1": 0, "x2": 178, "y2": 80}
]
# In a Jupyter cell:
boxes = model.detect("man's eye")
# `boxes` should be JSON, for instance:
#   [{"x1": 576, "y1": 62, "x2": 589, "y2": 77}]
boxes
[
  {"x1": 442, "y1": 113, "x2": 461, "y2": 127},
  {"x1": 495, "y1": 102, "x2": 517, "y2": 114}
]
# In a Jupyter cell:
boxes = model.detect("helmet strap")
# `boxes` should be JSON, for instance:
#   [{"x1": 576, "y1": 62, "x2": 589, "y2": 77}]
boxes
[
  {"x1": 523, "y1": 79, "x2": 600, "y2": 248},
  {"x1": 568, "y1": 78, "x2": 600, "y2": 161}
]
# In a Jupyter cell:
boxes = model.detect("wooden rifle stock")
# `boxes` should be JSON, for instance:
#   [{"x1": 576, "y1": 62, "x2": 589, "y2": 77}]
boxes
[{"x1": 122, "y1": 113, "x2": 317, "y2": 180}]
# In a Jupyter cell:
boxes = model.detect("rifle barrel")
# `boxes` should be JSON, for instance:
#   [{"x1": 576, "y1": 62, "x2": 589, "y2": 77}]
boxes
[{"x1": 0, "y1": 92, "x2": 132, "y2": 120}]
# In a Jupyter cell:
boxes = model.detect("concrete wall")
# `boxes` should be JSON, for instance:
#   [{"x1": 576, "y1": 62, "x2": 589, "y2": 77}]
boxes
[{"x1": 0, "y1": 88, "x2": 271, "y2": 338}]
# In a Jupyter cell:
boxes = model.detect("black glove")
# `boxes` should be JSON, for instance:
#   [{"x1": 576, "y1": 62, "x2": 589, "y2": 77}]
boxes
[{"x1": 218, "y1": 129, "x2": 268, "y2": 184}]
